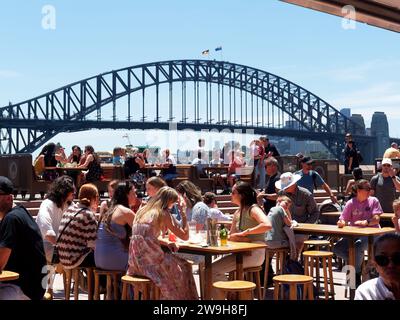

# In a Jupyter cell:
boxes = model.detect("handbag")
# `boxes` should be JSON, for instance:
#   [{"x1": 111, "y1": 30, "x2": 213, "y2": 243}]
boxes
[
  {"x1": 51, "y1": 246, "x2": 60, "y2": 264},
  {"x1": 52, "y1": 208, "x2": 85, "y2": 265}
]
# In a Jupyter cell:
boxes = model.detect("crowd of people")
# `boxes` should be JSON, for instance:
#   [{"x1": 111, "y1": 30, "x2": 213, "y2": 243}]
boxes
[{"x1": 0, "y1": 135, "x2": 399, "y2": 301}]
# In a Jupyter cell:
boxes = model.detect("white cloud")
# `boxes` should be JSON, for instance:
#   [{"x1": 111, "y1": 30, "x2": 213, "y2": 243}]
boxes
[{"x1": 0, "y1": 70, "x2": 21, "y2": 78}]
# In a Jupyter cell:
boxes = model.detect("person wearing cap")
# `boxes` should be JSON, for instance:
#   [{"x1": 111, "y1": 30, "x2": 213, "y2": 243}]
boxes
[
  {"x1": 295, "y1": 156, "x2": 337, "y2": 203},
  {"x1": 0, "y1": 176, "x2": 47, "y2": 300},
  {"x1": 370, "y1": 158, "x2": 400, "y2": 215},
  {"x1": 275, "y1": 172, "x2": 320, "y2": 256}
]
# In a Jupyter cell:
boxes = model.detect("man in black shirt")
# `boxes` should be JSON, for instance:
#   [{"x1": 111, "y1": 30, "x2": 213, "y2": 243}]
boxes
[
  {"x1": 261, "y1": 136, "x2": 280, "y2": 158},
  {"x1": 0, "y1": 176, "x2": 46, "y2": 300}
]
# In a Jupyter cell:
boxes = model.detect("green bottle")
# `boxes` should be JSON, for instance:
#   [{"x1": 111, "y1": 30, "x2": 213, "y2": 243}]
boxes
[{"x1": 219, "y1": 224, "x2": 228, "y2": 246}]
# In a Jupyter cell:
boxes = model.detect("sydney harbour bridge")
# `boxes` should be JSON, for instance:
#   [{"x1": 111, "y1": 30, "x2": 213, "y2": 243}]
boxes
[{"x1": 0, "y1": 59, "x2": 395, "y2": 163}]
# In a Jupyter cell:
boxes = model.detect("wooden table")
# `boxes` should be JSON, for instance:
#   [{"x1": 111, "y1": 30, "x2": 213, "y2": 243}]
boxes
[
  {"x1": 45, "y1": 166, "x2": 87, "y2": 173},
  {"x1": 322, "y1": 211, "x2": 394, "y2": 221},
  {"x1": 160, "y1": 238, "x2": 266, "y2": 300},
  {"x1": 294, "y1": 223, "x2": 395, "y2": 299},
  {"x1": 0, "y1": 270, "x2": 19, "y2": 281}
]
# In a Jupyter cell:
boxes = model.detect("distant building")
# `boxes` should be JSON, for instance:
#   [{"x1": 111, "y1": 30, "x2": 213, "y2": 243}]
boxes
[
  {"x1": 340, "y1": 108, "x2": 351, "y2": 118},
  {"x1": 371, "y1": 112, "x2": 390, "y2": 158},
  {"x1": 350, "y1": 114, "x2": 366, "y2": 135}
]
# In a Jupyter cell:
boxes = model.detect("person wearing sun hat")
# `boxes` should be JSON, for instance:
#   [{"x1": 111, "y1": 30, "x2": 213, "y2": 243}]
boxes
[{"x1": 275, "y1": 172, "x2": 320, "y2": 257}]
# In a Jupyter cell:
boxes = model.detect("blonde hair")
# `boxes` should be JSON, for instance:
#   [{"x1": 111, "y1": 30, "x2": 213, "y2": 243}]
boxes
[
  {"x1": 78, "y1": 183, "x2": 99, "y2": 207},
  {"x1": 277, "y1": 195, "x2": 292, "y2": 206},
  {"x1": 134, "y1": 186, "x2": 178, "y2": 228}
]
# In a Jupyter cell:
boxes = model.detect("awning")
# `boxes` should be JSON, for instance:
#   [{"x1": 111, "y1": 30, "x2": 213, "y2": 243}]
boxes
[{"x1": 281, "y1": 0, "x2": 400, "y2": 33}]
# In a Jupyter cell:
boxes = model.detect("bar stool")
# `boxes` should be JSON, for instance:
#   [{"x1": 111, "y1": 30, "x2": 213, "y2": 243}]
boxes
[
  {"x1": 272, "y1": 274, "x2": 314, "y2": 300},
  {"x1": 228, "y1": 266, "x2": 263, "y2": 300},
  {"x1": 303, "y1": 251, "x2": 335, "y2": 300},
  {"x1": 121, "y1": 275, "x2": 160, "y2": 300},
  {"x1": 213, "y1": 280, "x2": 256, "y2": 300},
  {"x1": 263, "y1": 247, "x2": 289, "y2": 297},
  {"x1": 63, "y1": 267, "x2": 94, "y2": 300},
  {"x1": 304, "y1": 240, "x2": 331, "y2": 251},
  {"x1": 244, "y1": 266, "x2": 262, "y2": 300},
  {"x1": 93, "y1": 269, "x2": 124, "y2": 300}
]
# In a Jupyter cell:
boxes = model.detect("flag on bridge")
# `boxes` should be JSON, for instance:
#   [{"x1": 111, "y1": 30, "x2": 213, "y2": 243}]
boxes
[
  {"x1": 215, "y1": 46, "x2": 222, "y2": 51},
  {"x1": 202, "y1": 49, "x2": 209, "y2": 56}
]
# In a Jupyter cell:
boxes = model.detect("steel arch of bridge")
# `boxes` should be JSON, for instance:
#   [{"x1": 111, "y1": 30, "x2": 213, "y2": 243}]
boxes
[{"x1": 0, "y1": 59, "x2": 370, "y2": 157}]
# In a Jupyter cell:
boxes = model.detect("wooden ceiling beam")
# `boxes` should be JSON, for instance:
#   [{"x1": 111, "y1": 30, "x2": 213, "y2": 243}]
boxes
[{"x1": 281, "y1": 0, "x2": 400, "y2": 33}]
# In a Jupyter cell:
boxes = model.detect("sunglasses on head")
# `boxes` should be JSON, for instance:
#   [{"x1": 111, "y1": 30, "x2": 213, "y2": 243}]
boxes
[{"x1": 374, "y1": 252, "x2": 400, "y2": 267}]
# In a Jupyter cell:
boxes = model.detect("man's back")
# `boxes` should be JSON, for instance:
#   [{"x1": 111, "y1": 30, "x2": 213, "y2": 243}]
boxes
[
  {"x1": 0, "y1": 206, "x2": 46, "y2": 300},
  {"x1": 285, "y1": 187, "x2": 319, "y2": 224}
]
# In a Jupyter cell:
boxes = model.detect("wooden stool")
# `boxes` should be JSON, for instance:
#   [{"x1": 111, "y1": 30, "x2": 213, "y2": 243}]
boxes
[
  {"x1": 93, "y1": 269, "x2": 124, "y2": 300},
  {"x1": 244, "y1": 266, "x2": 262, "y2": 300},
  {"x1": 263, "y1": 247, "x2": 289, "y2": 297},
  {"x1": 213, "y1": 280, "x2": 256, "y2": 300},
  {"x1": 273, "y1": 274, "x2": 314, "y2": 300},
  {"x1": 0, "y1": 270, "x2": 19, "y2": 281},
  {"x1": 303, "y1": 251, "x2": 335, "y2": 300},
  {"x1": 63, "y1": 267, "x2": 94, "y2": 300},
  {"x1": 228, "y1": 266, "x2": 262, "y2": 300},
  {"x1": 304, "y1": 240, "x2": 331, "y2": 251},
  {"x1": 121, "y1": 275, "x2": 160, "y2": 300}
]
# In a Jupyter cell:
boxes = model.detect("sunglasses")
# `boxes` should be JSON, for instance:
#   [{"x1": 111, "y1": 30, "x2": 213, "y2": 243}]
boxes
[
  {"x1": 359, "y1": 186, "x2": 371, "y2": 191},
  {"x1": 374, "y1": 252, "x2": 400, "y2": 267}
]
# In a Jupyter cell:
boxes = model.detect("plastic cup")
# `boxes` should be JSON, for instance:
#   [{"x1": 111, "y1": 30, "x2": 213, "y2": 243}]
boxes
[{"x1": 168, "y1": 232, "x2": 177, "y2": 242}]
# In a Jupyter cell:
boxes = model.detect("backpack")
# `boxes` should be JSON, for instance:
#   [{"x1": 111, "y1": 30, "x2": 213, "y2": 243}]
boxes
[{"x1": 282, "y1": 259, "x2": 318, "y2": 300}]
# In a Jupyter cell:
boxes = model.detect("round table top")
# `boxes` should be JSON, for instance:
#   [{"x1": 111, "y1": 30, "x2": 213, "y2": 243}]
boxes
[
  {"x1": 213, "y1": 280, "x2": 256, "y2": 291},
  {"x1": 273, "y1": 274, "x2": 313, "y2": 284},
  {"x1": 302, "y1": 250, "x2": 334, "y2": 257},
  {"x1": 0, "y1": 270, "x2": 19, "y2": 281}
]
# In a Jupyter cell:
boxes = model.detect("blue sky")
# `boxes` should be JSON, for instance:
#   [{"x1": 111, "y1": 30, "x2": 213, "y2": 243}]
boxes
[{"x1": 1, "y1": 0, "x2": 399, "y2": 155}]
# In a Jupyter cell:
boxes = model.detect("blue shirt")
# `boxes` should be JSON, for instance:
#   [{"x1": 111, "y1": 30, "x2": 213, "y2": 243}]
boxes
[{"x1": 295, "y1": 170, "x2": 324, "y2": 194}]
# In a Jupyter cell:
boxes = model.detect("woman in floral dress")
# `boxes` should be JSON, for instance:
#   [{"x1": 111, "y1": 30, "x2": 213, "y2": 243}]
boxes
[{"x1": 128, "y1": 186, "x2": 198, "y2": 300}]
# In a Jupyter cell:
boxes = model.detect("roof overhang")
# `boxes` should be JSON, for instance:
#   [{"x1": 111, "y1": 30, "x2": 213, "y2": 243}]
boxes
[{"x1": 281, "y1": 0, "x2": 400, "y2": 33}]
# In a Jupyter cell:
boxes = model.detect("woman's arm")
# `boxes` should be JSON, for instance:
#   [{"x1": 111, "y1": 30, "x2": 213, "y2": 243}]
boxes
[
  {"x1": 78, "y1": 154, "x2": 93, "y2": 168},
  {"x1": 231, "y1": 206, "x2": 271, "y2": 240},
  {"x1": 121, "y1": 206, "x2": 135, "y2": 227},
  {"x1": 345, "y1": 179, "x2": 354, "y2": 196},
  {"x1": 229, "y1": 210, "x2": 240, "y2": 234},
  {"x1": 392, "y1": 216, "x2": 400, "y2": 232},
  {"x1": 163, "y1": 210, "x2": 189, "y2": 241}
]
